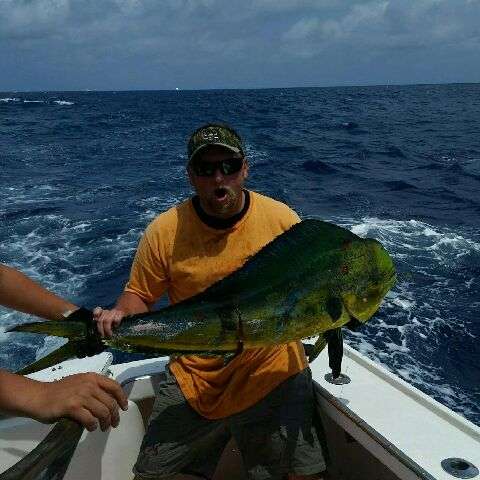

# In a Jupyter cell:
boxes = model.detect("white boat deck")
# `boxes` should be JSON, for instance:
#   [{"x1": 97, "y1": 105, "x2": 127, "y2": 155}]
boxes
[{"x1": 311, "y1": 344, "x2": 480, "y2": 480}]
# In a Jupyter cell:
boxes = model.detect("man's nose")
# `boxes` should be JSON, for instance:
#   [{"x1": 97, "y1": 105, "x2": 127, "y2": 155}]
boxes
[{"x1": 213, "y1": 168, "x2": 225, "y2": 182}]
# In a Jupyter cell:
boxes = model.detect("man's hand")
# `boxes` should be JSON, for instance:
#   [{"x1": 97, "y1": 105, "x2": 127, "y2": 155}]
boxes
[
  {"x1": 31, "y1": 373, "x2": 128, "y2": 432},
  {"x1": 93, "y1": 307, "x2": 126, "y2": 337}
]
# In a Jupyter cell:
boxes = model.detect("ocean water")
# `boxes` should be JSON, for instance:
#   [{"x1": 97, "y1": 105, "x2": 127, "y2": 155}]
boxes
[{"x1": 1, "y1": 85, "x2": 479, "y2": 426}]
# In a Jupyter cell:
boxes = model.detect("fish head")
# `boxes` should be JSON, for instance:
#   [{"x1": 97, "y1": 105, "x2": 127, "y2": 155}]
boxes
[{"x1": 337, "y1": 238, "x2": 396, "y2": 324}]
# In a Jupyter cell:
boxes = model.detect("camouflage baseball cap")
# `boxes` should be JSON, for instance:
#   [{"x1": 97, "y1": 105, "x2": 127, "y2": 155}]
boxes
[{"x1": 187, "y1": 124, "x2": 244, "y2": 162}]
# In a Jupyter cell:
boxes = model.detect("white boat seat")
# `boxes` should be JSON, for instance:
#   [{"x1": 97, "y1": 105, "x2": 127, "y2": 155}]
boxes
[{"x1": 65, "y1": 400, "x2": 144, "y2": 480}]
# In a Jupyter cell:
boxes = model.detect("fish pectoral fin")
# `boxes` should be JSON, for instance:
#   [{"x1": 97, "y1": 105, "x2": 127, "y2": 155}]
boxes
[
  {"x1": 325, "y1": 328, "x2": 343, "y2": 378},
  {"x1": 326, "y1": 296, "x2": 343, "y2": 322},
  {"x1": 304, "y1": 335, "x2": 328, "y2": 364}
]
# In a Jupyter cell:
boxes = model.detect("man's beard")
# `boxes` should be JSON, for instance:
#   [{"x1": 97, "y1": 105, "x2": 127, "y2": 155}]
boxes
[{"x1": 206, "y1": 186, "x2": 242, "y2": 217}]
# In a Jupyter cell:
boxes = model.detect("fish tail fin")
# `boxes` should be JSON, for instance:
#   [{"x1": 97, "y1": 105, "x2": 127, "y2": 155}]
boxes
[
  {"x1": 9, "y1": 309, "x2": 105, "y2": 375},
  {"x1": 7, "y1": 320, "x2": 86, "y2": 340},
  {"x1": 16, "y1": 342, "x2": 82, "y2": 375}
]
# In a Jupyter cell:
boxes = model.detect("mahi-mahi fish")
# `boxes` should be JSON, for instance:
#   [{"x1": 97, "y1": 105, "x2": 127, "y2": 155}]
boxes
[
  {"x1": 1, "y1": 219, "x2": 395, "y2": 480},
  {"x1": 10, "y1": 219, "x2": 396, "y2": 375}
]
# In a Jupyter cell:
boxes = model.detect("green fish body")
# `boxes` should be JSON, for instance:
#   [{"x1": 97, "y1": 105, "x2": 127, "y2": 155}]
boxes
[{"x1": 11, "y1": 219, "x2": 396, "y2": 370}]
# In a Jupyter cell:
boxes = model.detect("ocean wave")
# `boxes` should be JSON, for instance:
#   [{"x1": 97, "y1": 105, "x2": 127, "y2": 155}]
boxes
[
  {"x1": 340, "y1": 121, "x2": 358, "y2": 129},
  {"x1": 0, "y1": 214, "x2": 141, "y2": 311},
  {"x1": 302, "y1": 160, "x2": 338, "y2": 175},
  {"x1": 0, "y1": 97, "x2": 74, "y2": 106},
  {"x1": 380, "y1": 146, "x2": 407, "y2": 159},
  {"x1": 341, "y1": 217, "x2": 479, "y2": 254},
  {"x1": 382, "y1": 180, "x2": 417, "y2": 191}
]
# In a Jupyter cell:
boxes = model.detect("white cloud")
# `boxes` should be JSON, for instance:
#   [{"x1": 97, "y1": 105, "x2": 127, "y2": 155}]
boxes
[
  {"x1": 0, "y1": 0, "x2": 70, "y2": 39},
  {"x1": 282, "y1": 0, "x2": 480, "y2": 55}
]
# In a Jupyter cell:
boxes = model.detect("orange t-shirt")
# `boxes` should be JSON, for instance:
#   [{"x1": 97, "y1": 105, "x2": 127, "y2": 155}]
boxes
[{"x1": 125, "y1": 191, "x2": 307, "y2": 419}]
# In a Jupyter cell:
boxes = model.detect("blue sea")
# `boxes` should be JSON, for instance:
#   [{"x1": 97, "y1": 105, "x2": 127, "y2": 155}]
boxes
[{"x1": 1, "y1": 85, "x2": 479, "y2": 426}]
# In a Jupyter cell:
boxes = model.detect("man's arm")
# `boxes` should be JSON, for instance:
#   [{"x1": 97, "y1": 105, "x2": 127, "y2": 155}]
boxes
[
  {"x1": 93, "y1": 222, "x2": 167, "y2": 337},
  {"x1": 0, "y1": 370, "x2": 127, "y2": 431},
  {"x1": 93, "y1": 291, "x2": 152, "y2": 337},
  {"x1": 0, "y1": 264, "x2": 77, "y2": 320}
]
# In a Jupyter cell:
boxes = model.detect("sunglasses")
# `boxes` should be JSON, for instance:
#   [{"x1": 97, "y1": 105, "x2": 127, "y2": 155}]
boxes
[{"x1": 191, "y1": 157, "x2": 244, "y2": 177}]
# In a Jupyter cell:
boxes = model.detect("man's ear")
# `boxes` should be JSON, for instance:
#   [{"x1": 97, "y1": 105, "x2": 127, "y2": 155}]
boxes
[
  {"x1": 243, "y1": 159, "x2": 249, "y2": 180},
  {"x1": 187, "y1": 165, "x2": 195, "y2": 186}
]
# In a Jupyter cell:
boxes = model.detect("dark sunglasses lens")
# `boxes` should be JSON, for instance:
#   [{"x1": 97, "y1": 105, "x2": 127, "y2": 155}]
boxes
[
  {"x1": 221, "y1": 158, "x2": 243, "y2": 175},
  {"x1": 193, "y1": 162, "x2": 215, "y2": 176},
  {"x1": 193, "y1": 158, "x2": 243, "y2": 177}
]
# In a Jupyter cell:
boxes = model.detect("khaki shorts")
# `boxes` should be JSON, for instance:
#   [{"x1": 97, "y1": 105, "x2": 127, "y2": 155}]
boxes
[{"x1": 134, "y1": 367, "x2": 326, "y2": 480}]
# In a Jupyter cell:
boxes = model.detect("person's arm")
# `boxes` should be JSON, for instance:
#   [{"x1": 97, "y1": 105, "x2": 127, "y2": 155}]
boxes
[
  {"x1": 93, "y1": 223, "x2": 165, "y2": 337},
  {"x1": 93, "y1": 291, "x2": 152, "y2": 337},
  {"x1": 0, "y1": 264, "x2": 77, "y2": 320},
  {"x1": 0, "y1": 264, "x2": 128, "y2": 428},
  {"x1": 0, "y1": 369, "x2": 128, "y2": 431}
]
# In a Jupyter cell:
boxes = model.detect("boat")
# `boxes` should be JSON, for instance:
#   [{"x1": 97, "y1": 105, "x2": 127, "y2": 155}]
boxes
[{"x1": 0, "y1": 346, "x2": 478, "y2": 480}]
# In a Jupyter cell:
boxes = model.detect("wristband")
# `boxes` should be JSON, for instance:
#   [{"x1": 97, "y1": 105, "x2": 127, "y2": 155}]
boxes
[
  {"x1": 65, "y1": 307, "x2": 105, "y2": 357},
  {"x1": 64, "y1": 307, "x2": 93, "y2": 323}
]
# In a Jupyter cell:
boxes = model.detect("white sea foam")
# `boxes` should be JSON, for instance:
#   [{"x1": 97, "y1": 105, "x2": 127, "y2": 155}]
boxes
[
  {"x1": 54, "y1": 100, "x2": 74, "y2": 106},
  {"x1": 245, "y1": 144, "x2": 270, "y2": 166},
  {"x1": 391, "y1": 297, "x2": 415, "y2": 311},
  {"x1": 0, "y1": 97, "x2": 20, "y2": 102},
  {"x1": 35, "y1": 336, "x2": 67, "y2": 360},
  {"x1": 137, "y1": 194, "x2": 187, "y2": 222},
  {"x1": 0, "y1": 214, "x2": 134, "y2": 315},
  {"x1": 340, "y1": 216, "x2": 480, "y2": 263}
]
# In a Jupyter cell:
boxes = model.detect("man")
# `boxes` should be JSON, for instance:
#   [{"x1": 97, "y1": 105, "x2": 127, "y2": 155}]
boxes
[
  {"x1": 0, "y1": 264, "x2": 128, "y2": 431},
  {"x1": 94, "y1": 124, "x2": 326, "y2": 479}
]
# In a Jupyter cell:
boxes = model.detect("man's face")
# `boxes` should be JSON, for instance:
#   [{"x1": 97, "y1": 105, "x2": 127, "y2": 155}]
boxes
[{"x1": 188, "y1": 145, "x2": 248, "y2": 219}]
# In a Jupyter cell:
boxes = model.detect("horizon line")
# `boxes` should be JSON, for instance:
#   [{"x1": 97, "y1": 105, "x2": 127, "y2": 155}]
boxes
[{"x1": 1, "y1": 80, "x2": 479, "y2": 94}]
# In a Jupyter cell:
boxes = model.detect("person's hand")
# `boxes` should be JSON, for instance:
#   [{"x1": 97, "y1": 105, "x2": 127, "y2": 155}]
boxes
[
  {"x1": 93, "y1": 307, "x2": 126, "y2": 337},
  {"x1": 31, "y1": 373, "x2": 128, "y2": 431}
]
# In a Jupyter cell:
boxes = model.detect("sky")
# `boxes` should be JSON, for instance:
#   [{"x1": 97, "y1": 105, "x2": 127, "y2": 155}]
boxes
[{"x1": 1, "y1": 0, "x2": 479, "y2": 91}]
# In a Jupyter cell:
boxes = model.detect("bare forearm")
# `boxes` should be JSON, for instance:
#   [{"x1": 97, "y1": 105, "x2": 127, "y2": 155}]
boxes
[
  {"x1": 0, "y1": 369, "x2": 128, "y2": 430},
  {"x1": 114, "y1": 291, "x2": 151, "y2": 315},
  {"x1": 0, "y1": 370, "x2": 47, "y2": 418},
  {"x1": 0, "y1": 265, "x2": 77, "y2": 320}
]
